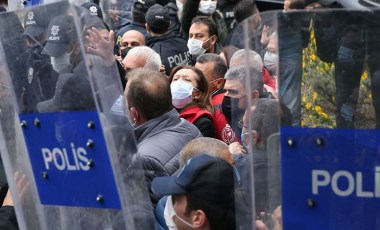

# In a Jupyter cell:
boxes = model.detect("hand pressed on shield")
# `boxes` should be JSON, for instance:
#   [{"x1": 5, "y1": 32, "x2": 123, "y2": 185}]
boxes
[
  {"x1": 86, "y1": 27, "x2": 115, "y2": 66},
  {"x1": 2, "y1": 172, "x2": 30, "y2": 207}
]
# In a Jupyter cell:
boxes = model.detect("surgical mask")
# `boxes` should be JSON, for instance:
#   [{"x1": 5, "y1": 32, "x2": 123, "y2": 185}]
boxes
[
  {"x1": 51, "y1": 52, "x2": 70, "y2": 72},
  {"x1": 188, "y1": 36, "x2": 214, "y2": 58},
  {"x1": 199, "y1": 0, "x2": 217, "y2": 15},
  {"x1": 120, "y1": 47, "x2": 132, "y2": 60},
  {"x1": 240, "y1": 131, "x2": 248, "y2": 149},
  {"x1": 176, "y1": 0, "x2": 184, "y2": 10},
  {"x1": 187, "y1": 38, "x2": 207, "y2": 58},
  {"x1": 263, "y1": 51, "x2": 277, "y2": 75},
  {"x1": 171, "y1": 79, "x2": 194, "y2": 109},
  {"x1": 338, "y1": 45, "x2": 355, "y2": 65},
  {"x1": 164, "y1": 196, "x2": 178, "y2": 230}
]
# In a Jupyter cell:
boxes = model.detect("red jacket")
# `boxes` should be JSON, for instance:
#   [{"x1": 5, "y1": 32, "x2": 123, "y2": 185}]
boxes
[
  {"x1": 212, "y1": 93, "x2": 239, "y2": 145},
  {"x1": 179, "y1": 106, "x2": 214, "y2": 123},
  {"x1": 262, "y1": 67, "x2": 276, "y2": 91}
]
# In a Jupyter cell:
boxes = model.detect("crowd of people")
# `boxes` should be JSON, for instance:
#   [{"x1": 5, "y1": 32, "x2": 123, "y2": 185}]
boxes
[{"x1": 0, "y1": 0, "x2": 360, "y2": 229}]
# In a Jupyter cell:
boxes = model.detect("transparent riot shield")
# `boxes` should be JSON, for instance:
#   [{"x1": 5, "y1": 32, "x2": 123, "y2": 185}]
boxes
[
  {"x1": 225, "y1": 9, "x2": 281, "y2": 230},
  {"x1": 0, "y1": 2, "x2": 155, "y2": 229},
  {"x1": 278, "y1": 8, "x2": 380, "y2": 230}
]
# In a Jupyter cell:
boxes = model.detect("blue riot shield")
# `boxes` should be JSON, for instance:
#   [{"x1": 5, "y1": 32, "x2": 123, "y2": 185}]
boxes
[
  {"x1": 0, "y1": 2, "x2": 155, "y2": 229},
  {"x1": 277, "y1": 7, "x2": 380, "y2": 230}
]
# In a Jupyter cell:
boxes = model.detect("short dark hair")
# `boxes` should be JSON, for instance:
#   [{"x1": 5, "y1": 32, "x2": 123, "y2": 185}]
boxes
[
  {"x1": 251, "y1": 98, "x2": 280, "y2": 146},
  {"x1": 196, "y1": 53, "x2": 228, "y2": 80},
  {"x1": 132, "y1": 2, "x2": 148, "y2": 24},
  {"x1": 233, "y1": 0, "x2": 258, "y2": 24},
  {"x1": 185, "y1": 193, "x2": 236, "y2": 230},
  {"x1": 148, "y1": 22, "x2": 170, "y2": 34},
  {"x1": 126, "y1": 68, "x2": 173, "y2": 120},
  {"x1": 191, "y1": 16, "x2": 218, "y2": 38}
]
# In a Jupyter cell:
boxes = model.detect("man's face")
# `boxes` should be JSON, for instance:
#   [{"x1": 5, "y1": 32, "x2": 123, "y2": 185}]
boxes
[
  {"x1": 195, "y1": 61, "x2": 219, "y2": 93},
  {"x1": 189, "y1": 23, "x2": 210, "y2": 42},
  {"x1": 120, "y1": 31, "x2": 145, "y2": 50},
  {"x1": 122, "y1": 54, "x2": 146, "y2": 71},
  {"x1": 173, "y1": 195, "x2": 194, "y2": 230},
  {"x1": 224, "y1": 79, "x2": 247, "y2": 109}
]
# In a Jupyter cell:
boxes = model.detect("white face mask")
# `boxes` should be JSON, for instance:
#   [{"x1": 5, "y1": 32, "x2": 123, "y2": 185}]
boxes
[
  {"x1": 171, "y1": 79, "x2": 194, "y2": 109},
  {"x1": 164, "y1": 196, "x2": 179, "y2": 230},
  {"x1": 263, "y1": 51, "x2": 278, "y2": 75},
  {"x1": 187, "y1": 38, "x2": 207, "y2": 58},
  {"x1": 199, "y1": 0, "x2": 217, "y2": 15},
  {"x1": 176, "y1": 0, "x2": 184, "y2": 11},
  {"x1": 51, "y1": 52, "x2": 70, "y2": 72},
  {"x1": 164, "y1": 195, "x2": 195, "y2": 229}
]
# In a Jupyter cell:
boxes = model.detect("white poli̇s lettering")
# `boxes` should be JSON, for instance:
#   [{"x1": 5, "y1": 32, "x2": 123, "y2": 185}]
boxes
[
  {"x1": 40, "y1": 143, "x2": 90, "y2": 171},
  {"x1": 312, "y1": 169, "x2": 379, "y2": 198}
]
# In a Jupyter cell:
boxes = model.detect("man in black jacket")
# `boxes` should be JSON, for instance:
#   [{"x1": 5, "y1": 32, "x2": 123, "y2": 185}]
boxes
[{"x1": 146, "y1": 4, "x2": 189, "y2": 76}]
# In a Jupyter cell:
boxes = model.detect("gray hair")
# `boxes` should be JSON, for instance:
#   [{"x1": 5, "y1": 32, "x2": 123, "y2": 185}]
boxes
[
  {"x1": 179, "y1": 137, "x2": 230, "y2": 167},
  {"x1": 127, "y1": 46, "x2": 162, "y2": 71},
  {"x1": 224, "y1": 66, "x2": 263, "y2": 94},
  {"x1": 229, "y1": 49, "x2": 263, "y2": 71}
]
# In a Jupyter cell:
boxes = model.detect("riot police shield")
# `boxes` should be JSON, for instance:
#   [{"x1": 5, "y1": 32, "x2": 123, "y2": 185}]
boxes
[
  {"x1": 225, "y1": 8, "x2": 281, "y2": 230},
  {"x1": 0, "y1": 2, "x2": 155, "y2": 229},
  {"x1": 277, "y1": 7, "x2": 380, "y2": 230}
]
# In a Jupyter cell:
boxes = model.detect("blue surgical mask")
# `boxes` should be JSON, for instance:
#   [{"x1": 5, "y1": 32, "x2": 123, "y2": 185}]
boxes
[{"x1": 240, "y1": 131, "x2": 248, "y2": 149}]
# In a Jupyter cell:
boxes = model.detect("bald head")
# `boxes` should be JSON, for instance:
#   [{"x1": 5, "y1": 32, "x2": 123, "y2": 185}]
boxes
[
  {"x1": 179, "y1": 137, "x2": 233, "y2": 166},
  {"x1": 121, "y1": 30, "x2": 146, "y2": 48}
]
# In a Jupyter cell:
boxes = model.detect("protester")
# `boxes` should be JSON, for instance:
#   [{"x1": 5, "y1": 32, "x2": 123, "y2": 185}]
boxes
[
  {"x1": 180, "y1": 0, "x2": 228, "y2": 44},
  {"x1": 118, "y1": 30, "x2": 146, "y2": 62},
  {"x1": 230, "y1": 49, "x2": 277, "y2": 94},
  {"x1": 169, "y1": 65, "x2": 215, "y2": 137},
  {"x1": 185, "y1": 16, "x2": 222, "y2": 65},
  {"x1": 155, "y1": 137, "x2": 234, "y2": 230},
  {"x1": 151, "y1": 154, "x2": 236, "y2": 230},
  {"x1": 122, "y1": 46, "x2": 162, "y2": 72},
  {"x1": 195, "y1": 53, "x2": 239, "y2": 144},
  {"x1": 234, "y1": 98, "x2": 282, "y2": 215},
  {"x1": 223, "y1": 66, "x2": 264, "y2": 138},
  {"x1": 125, "y1": 68, "x2": 202, "y2": 205}
]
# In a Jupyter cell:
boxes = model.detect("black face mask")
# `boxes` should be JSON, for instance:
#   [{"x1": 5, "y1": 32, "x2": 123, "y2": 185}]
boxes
[
  {"x1": 120, "y1": 47, "x2": 132, "y2": 60},
  {"x1": 222, "y1": 96, "x2": 245, "y2": 136}
]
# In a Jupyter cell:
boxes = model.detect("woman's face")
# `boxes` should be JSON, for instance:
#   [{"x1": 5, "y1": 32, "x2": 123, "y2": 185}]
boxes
[{"x1": 172, "y1": 68, "x2": 199, "y2": 88}]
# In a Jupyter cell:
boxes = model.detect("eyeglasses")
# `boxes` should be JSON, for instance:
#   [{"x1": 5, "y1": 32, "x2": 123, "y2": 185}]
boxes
[{"x1": 238, "y1": 120, "x2": 247, "y2": 129}]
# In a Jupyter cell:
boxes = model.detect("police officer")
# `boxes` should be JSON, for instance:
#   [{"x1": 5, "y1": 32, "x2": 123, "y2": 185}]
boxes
[
  {"x1": 21, "y1": 7, "x2": 58, "y2": 113},
  {"x1": 145, "y1": 4, "x2": 189, "y2": 76}
]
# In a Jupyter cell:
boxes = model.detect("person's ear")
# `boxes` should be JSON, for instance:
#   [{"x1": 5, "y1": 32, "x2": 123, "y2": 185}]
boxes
[
  {"x1": 191, "y1": 209, "x2": 207, "y2": 228},
  {"x1": 145, "y1": 23, "x2": 151, "y2": 34},
  {"x1": 210, "y1": 35, "x2": 217, "y2": 45},
  {"x1": 192, "y1": 90, "x2": 203, "y2": 100},
  {"x1": 215, "y1": 78, "x2": 225, "y2": 89},
  {"x1": 252, "y1": 130, "x2": 260, "y2": 145},
  {"x1": 251, "y1": 90, "x2": 260, "y2": 100},
  {"x1": 129, "y1": 107, "x2": 139, "y2": 123}
]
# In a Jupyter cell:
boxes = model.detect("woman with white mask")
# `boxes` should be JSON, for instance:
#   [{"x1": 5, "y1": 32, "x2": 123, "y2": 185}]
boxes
[{"x1": 169, "y1": 66, "x2": 215, "y2": 137}]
